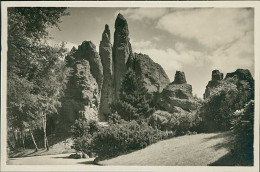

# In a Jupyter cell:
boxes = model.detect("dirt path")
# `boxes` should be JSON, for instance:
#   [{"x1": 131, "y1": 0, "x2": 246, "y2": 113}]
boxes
[
  {"x1": 7, "y1": 153, "x2": 96, "y2": 165},
  {"x1": 99, "y1": 132, "x2": 232, "y2": 166}
]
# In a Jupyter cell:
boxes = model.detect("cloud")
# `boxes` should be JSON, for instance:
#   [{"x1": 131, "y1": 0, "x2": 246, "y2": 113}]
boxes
[
  {"x1": 120, "y1": 8, "x2": 169, "y2": 21},
  {"x1": 208, "y1": 31, "x2": 254, "y2": 74},
  {"x1": 47, "y1": 39, "x2": 78, "y2": 51},
  {"x1": 157, "y1": 8, "x2": 253, "y2": 49},
  {"x1": 132, "y1": 39, "x2": 204, "y2": 80}
]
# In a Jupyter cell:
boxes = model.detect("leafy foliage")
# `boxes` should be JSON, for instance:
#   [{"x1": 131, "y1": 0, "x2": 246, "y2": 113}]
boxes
[
  {"x1": 148, "y1": 110, "x2": 199, "y2": 136},
  {"x1": 7, "y1": 7, "x2": 69, "y2": 150},
  {"x1": 231, "y1": 100, "x2": 254, "y2": 165},
  {"x1": 198, "y1": 78, "x2": 253, "y2": 132},
  {"x1": 71, "y1": 118, "x2": 99, "y2": 157}
]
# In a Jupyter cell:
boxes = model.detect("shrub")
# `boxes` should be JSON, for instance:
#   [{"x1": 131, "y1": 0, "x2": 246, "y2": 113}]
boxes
[
  {"x1": 91, "y1": 121, "x2": 166, "y2": 159},
  {"x1": 71, "y1": 118, "x2": 99, "y2": 157},
  {"x1": 148, "y1": 110, "x2": 198, "y2": 136},
  {"x1": 231, "y1": 100, "x2": 254, "y2": 165}
]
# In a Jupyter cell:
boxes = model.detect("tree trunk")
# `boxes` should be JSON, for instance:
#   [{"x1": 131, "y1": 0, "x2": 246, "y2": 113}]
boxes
[
  {"x1": 42, "y1": 113, "x2": 49, "y2": 151},
  {"x1": 21, "y1": 130, "x2": 25, "y2": 150},
  {"x1": 13, "y1": 130, "x2": 18, "y2": 148},
  {"x1": 29, "y1": 129, "x2": 38, "y2": 152}
]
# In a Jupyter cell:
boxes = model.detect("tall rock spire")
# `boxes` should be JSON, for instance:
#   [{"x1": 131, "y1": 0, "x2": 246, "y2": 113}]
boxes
[
  {"x1": 99, "y1": 24, "x2": 113, "y2": 120},
  {"x1": 112, "y1": 13, "x2": 133, "y2": 99}
]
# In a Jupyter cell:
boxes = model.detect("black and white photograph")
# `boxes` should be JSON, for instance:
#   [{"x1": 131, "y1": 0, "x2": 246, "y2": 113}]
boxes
[{"x1": 1, "y1": 1, "x2": 259, "y2": 171}]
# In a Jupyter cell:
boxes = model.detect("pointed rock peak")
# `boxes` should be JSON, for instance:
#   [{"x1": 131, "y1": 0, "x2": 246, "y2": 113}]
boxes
[
  {"x1": 212, "y1": 70, "x2": 223, "y2": 81},
  {"x1": 115, "y1": 13, "x2": 128, "y2": 29},
  {"x1": 172, "y1": 71, "x2": 187, "y2": 84},
  {"x1": 102, "y1": 24, "x2": 111, "y2": 42},
  {"x1": 105, "y1": 24, "x2": 109, "y2": 30}
]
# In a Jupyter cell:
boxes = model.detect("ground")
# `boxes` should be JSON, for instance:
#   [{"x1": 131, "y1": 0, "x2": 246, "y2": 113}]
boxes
[
  {"x1": 7, "y1": 153, "x2": 96, "y2": 165},
  {"x1": 99, "y1": 132, "x2": 234, "y2": 166},
  {"x1": 7, "y1": 132, "x2": 236, "y2": 166}
]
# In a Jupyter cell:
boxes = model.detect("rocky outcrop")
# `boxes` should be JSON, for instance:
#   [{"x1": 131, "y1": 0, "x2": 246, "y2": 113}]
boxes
[
  {"x1": 225, "y1": 69, "x2": 254, "y2": 88},
  {"x1": 203, "y1": 69, "x2": 254, "y2": 99},
  {"x1": 172, "y1": 71, "x2": 187, "y2": 84},
  {"x1": 99, "y1": 25, "x2": 113, "y2": 119},
  {"x1": 157, "y1": 71, "x2": 196, "y2": 113},
  {"x1": 203, "y1": 70, "x2": 224, "y2": 99},
  {"x1": 112, "y1": 13, "x2": 134, "y2": 99},
  {"x1": 62, "y1": 50, "x2": 99, "y2": 123},
  {"x1": 61, "y1": 41, "x2": 103, "y2": 123},
  {"x1": 132, "y1": 53, "x2": 170, "y2": 92},
  {"x1": 77, "y1": 41, "x2": 103, "y2": 91}
]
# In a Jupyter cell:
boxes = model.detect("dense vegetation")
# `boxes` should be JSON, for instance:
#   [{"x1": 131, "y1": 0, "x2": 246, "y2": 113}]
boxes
[{"x1": 7, "y1": 7, "x2": 69, "y2": 151}]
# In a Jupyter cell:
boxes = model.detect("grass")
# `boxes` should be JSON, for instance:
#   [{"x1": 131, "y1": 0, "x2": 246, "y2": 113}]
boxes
[{"x1": 99, "y1": 132, "x2": 235, "y2": 166}]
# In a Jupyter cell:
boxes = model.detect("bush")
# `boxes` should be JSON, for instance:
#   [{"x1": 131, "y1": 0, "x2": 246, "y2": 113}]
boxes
[
  {"x1": 231, "y1": 100, "x2": 254, "y2": 164},
  {"x1": 92, "y1": 121, "x2": 166, "y2": 159},
  {"x1": 71, "y1": 118, "x2": 99, "y2": 157},
  {"x1": 148, "y1": 110, "x2": 198, "y2": 136}
]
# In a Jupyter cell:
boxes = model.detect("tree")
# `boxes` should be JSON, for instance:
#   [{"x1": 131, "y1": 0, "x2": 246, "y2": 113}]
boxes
[
  {"x1": 110, "y1": 68, "x2": 154, "y2": 121},
  {"x1": 199, "y1": 77, "x2": 253, "y2": 132},
  {"x1": 7, "y1": 7, "x2": 69, "y2": 151},
  {"x1": 231, "y1": 100, "x2": 254, "y2": 165}
]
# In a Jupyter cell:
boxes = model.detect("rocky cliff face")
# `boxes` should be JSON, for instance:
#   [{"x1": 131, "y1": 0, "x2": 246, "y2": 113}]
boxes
[
  {"x1": 77, "y1": 41, "x2": 103, "y2": 91},
  {"x1": 157, "y1": 71, "x2": 196, "y2": 113},
  {"x1": 132, "y1": 53, "x2": 170, "y2": 92},
  {"x1": 203, "y1": 70, "x2": 224, "y2": 99},
  {"x1": 99, "y1": 25, "x2": 113, "y2": 119},
  {"x1": 112, "y1": 13, "x2": 134, "y2": 99},
  {"x1": 62, "y1": 49, "x2": 100, "y2": 123}
]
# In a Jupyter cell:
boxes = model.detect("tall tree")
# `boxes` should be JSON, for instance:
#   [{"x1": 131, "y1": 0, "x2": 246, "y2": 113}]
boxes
[
  {"x1": 110, "y1": 67, "x2": 154, "y2": 121},
  {"x1": 7, "y1": 7, "x2": 69, "y2": 150}
]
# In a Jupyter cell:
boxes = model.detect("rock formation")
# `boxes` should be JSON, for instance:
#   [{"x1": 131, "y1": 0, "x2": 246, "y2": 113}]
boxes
[
  {"x1": 203, "y1": 69, "x2": 254, "y2": 99},
  {"x1": 157, "y1": 71, "x2": 196, "y2": 113},
  {"x1": 62, "y1": 49, "x2": 100, "y2": 124},
  {"x1": 203, "y1": 70, "x2": 224, "y2": 99},
  {"x1": 225, "y1": 69, "x2": 254, "y2": 88},
  {"x1": 172, "y1": 71, "x2": 187, "y2": 84},
  {"x1": 77, "y1": 41, "x2": 103, "y2": 91},
  {"x1": 112, "y1": 13, "x2": 134, "y2": 99},
  {"x1": 99, "y1": 25, "x2": 113, "y2": 119},
  {"x1": 132, "y1": 53, "x2": 170, "y2": 92}
]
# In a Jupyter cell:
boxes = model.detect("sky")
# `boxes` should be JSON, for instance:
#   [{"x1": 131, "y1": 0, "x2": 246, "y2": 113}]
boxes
[{"x1": 49, "y1": 7, "x2": 254, "y2": 98}]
